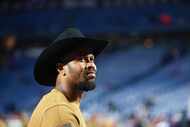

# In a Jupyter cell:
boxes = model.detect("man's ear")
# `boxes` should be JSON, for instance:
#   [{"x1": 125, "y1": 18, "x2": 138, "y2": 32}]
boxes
[
  {"x1": 56, "y1": 63, "x2": 64, "y2": 73},
  {"x1": 57, "y1": 63, "x2": 66, "y2": 76}
]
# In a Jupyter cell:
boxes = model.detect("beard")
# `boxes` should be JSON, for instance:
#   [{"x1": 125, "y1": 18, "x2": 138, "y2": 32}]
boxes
[
  {"x1": 74, "y1": 80, "x2": 96, "y2": 92},
  {"x1": 69, "y1": 63, "x2": 97, "y2": 92}
]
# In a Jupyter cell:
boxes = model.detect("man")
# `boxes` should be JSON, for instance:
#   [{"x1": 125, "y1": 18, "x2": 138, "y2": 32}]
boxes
[{"x1": 28, "y1": 28, "x2": 109, "y2": 127}]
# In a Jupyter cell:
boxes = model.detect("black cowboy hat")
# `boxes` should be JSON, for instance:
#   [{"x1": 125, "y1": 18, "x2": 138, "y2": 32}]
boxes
[{"x1": 34, "y1": 28, "x2": 109, "y2": 86}]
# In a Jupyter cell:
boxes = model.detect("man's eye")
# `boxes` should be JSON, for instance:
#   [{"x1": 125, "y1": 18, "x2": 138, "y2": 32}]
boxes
[{"x1": 90, "y1": 57, "x2": 94, "y2": 61}]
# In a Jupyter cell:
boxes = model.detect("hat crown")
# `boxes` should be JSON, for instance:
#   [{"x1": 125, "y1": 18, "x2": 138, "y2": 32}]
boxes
[{"x1": 54, "y1": 28, "x2": 85, "y2": 42}]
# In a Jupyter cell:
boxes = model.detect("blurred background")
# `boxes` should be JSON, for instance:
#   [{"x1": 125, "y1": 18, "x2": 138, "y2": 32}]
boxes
[{"x1": 0, "y1": 0, "x2": 190, "y2": 127}]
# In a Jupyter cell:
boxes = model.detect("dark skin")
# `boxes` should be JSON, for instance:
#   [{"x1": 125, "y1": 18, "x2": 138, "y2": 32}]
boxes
[{"x1": 55, "y1": 53, "x2": 97, "y2": 105}]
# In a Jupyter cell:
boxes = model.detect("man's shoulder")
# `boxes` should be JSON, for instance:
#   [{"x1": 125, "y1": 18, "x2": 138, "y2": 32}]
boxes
[
  {"x1": 42, "y1": 104, "x2": 80, "y2": 127},
  {"x1": 29, "y1": 104, "x2": 80, "y2": 127},
  {"x1": 28, "y1": 89, "x2": 81, "y2": 127},
  {"x1": 29, "y1": 97, "x2": 79, "y2": 126},
  {"x1": 32, "y1": 89, "x2": 69, "y2": 114}
]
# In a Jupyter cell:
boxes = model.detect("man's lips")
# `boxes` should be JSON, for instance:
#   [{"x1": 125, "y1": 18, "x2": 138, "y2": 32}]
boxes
[{"x1": 86, "y1": 71, "x2": 96, "y2": 79}]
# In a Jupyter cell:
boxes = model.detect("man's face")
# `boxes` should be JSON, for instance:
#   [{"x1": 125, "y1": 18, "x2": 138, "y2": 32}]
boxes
[{"x1": 64, "y1": 53, "x2": 97, "y2": 91}]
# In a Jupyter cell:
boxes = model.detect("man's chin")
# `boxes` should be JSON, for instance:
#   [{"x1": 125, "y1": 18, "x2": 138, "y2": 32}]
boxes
[{"x1": 75, "y1": 81, "x2": 96, "y2": 92}]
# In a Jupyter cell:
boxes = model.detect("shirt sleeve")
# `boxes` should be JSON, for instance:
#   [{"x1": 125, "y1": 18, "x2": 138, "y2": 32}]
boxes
[{"x1": 40, "y1": 105, "x2": 80, "y2": 127}]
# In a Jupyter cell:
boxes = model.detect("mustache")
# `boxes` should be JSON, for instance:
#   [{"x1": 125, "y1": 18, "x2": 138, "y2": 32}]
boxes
[{"x1": 84, "y1": 66, "x2": 97, "y2": 74}]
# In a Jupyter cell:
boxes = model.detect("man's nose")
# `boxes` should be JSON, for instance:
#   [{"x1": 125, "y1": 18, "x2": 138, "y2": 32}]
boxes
[{"x1": 86, "y1": 62, "x2": 97, "y2": 72}]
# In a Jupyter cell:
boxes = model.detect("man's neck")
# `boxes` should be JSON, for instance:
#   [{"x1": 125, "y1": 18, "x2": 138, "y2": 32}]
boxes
[{"x1": 55, "y1": 83, "x2": 83, "y2": 105}]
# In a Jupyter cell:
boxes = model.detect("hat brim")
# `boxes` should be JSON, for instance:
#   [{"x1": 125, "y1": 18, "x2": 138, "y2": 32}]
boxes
[{"x1": 34, "y1": 37, "x2": 109, "y2": 86}]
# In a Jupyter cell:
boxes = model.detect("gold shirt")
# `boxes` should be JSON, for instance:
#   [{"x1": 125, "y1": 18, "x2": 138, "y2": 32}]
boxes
[{"x1": 28, "y1": 89, "x2": 86, "y2": 127}]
